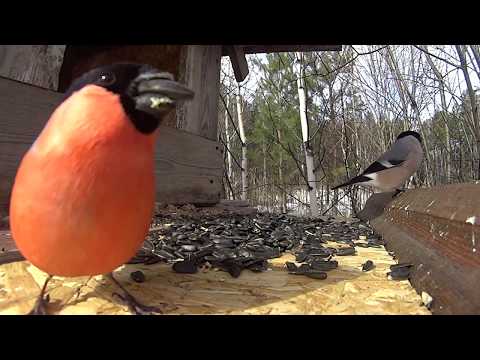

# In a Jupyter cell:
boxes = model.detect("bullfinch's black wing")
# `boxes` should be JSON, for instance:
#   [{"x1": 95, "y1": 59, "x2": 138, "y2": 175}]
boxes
[{"x1": 361, "y1": 159, "x2": 405, "y2": 176}]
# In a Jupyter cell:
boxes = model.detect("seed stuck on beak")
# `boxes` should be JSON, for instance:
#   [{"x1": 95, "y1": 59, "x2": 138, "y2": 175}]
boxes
[
  {"x1": 150, "y1": 96, "x2": 174, "y2": 109},
  {"x1": 132, "y1": 72, "x2": 194, "y2": 120}
]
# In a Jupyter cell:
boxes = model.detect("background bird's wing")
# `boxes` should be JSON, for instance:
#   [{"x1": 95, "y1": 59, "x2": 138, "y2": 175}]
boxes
[
  {"x1": 332, "y1": 138, "x2": 411, "y2": 190},
  {"x1": 361, "y1": 159, "x2": 405, "y2": 175},
  {"x1": 362, "y1": 139, "x2": 411, "y2": 175}
]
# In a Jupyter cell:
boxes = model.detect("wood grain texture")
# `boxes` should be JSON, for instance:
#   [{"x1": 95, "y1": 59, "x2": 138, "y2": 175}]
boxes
[
  {"x1": 0, "y1": 76, "x2": 63, "y2": 215},
  {"x1": 154, "y1": 126, "x2": 223, "y2": 205},
  {"x1": 224, "y1": 46, "x2": 249, "y2": 82},
  {"x1": 370, "y1": 184, "x2": 480, "y2": 314},
  {"x1": 0, "y1": 241, "x2": 430, "y2": 315},
  {"x1": 0, "y1": 230, "x2": 15, "y2": 252},
  {"x1": 177, "y1": 46, "x2": 221, "y2": 140},
  {"x1": 0, "y1": 45, "x2": 65, "y2": 90},
  {"x1": 228, "y1": 45, "x2": 342, "y2": 55},
  {"x1": 0, "y1": 77, "x2": 223, "y2": 214}
]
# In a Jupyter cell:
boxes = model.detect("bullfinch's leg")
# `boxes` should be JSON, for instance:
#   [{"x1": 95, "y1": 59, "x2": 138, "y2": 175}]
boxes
[
  {"x1": 28, "y1": 274, "x2": 53, "y2": 315},
  {"x1": 108, "y1": 272, "x2": 166, "y2": 315}
]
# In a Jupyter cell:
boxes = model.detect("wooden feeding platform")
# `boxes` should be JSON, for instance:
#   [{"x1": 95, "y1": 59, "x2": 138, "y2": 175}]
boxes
[
  {"x1": 0, "y1": 205, "x2": 430, "y2": 315},
  {"x1": 0, "y1": 250, "x2": 429, "y2": 315}
]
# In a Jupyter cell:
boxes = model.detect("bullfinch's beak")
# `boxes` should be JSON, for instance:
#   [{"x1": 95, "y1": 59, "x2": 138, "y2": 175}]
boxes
[{"x1": 131, "y1": 71, "x2": 195, "y2": 119}]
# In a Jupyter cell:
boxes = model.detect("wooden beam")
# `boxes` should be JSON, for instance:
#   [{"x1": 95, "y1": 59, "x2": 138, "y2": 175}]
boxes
[
  {"x1": 222, "y1": 45, "x2": 342, "y2": 56},
  {"x1": 176, "y1": 45, "x2": 222, "y2": 140},
  {"x1": 0, "y1": 77, "x2": 223, "y2": 215},
  {"x1": 224, "y1": 46, "x2": 249, "y2": 82},
  {"x1": 370, "y1": 184, "x2": 480, "y2": 314},
  {"x1": 0, "y1": 45, "x2": 65, "y2": 91},
  {"x1": 154, "y1": 126, "x2": 223, "y2": 205}
]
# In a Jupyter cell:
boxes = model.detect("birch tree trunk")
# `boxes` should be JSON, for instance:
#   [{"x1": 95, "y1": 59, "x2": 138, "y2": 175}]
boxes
[
  {"x1": 236, "y1": 84, "x2": 248, "y2": 200},
  {"x1": 224, "y1": 96, "x2": 233, "y2": 199},
  {"x1": 295, "y1": 52, "x2": 318, "y2": 217}
]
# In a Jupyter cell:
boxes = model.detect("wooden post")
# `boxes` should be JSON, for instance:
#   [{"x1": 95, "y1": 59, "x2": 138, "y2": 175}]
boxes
[{"x1": 176, "y1": 46, "x2": 222, "y2": 141}]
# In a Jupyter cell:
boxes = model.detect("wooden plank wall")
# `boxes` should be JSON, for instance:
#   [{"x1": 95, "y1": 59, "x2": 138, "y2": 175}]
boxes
[
  {"x1": 0, "y1": 45, "x2": 223, "y2": 141},
  {"x1": 0, "y1": 77, "x2": 223, "y2": 215},
  {"x1": 0, "y1": 45, "x2": 65, "y2": 90},
  {"x1": 176, "y1": 46, "x2": 222, "y2": 141},
  {"x1": 0, "y1": 77, "x2": 62, "y2": 216}
]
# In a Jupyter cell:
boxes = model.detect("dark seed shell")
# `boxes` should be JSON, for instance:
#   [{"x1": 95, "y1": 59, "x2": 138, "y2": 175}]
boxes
[
  {"x1": 305, "y1": 271, "x2": 328, "y2": 280},
  {"x1": 309, "y1": 260, "x2": 338, "y2": 271},
  {"x1": 286, "y1": 262, "x2": 298, "y2": 272},
  {"x1": 362, "y1": 260, "x2": 375, "y2": 272},
  {"x1": 130, "y1": 271, "x2": 146, "y2": 283},
  {"x1": 173, "y1": 260, "x2": 198, "y2": 274}
]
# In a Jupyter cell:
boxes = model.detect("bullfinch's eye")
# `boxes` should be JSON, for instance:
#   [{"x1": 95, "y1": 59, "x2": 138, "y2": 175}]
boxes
[{"x1": 97, "y1": 72, "x2": 116, "y2": 86}]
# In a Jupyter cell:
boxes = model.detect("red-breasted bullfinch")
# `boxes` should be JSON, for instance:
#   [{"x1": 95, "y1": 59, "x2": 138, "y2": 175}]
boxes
[{"x1": 10, "y1": 63, "x2": 194, "y2": 314}]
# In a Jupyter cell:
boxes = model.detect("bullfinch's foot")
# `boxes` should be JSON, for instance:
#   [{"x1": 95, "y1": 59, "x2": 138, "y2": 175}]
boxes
[
  {"x1": 27, "y1": 275, "x2": 53, "y2": 315},
  {"x1": 28, "y1": 294, "x2": 50, "y2": 315},
  {"x1": 108, "y1": 273, "x2": 167, "y2": 315},
  {"x1": 112, "y1": 291, "x2": 165, "y2": 315}
]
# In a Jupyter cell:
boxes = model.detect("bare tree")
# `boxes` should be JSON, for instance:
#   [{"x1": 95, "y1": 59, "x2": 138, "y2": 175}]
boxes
[
  {"x1": 236, "y1": 84, "x2": 248, "y2": 200},
  {"x1": 456, "y1": 45, "x2": 480, "y2": 179},
  {"x1": 295, "y1": 52, "x2": 318, "y2": 217}
]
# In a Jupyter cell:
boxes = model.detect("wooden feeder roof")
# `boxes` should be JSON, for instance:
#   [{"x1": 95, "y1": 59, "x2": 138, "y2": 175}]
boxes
[
  {"x1": 223, "y1": 45, "x2": 342, "y2": 83},
  {"x1": 221, "y1": 45, "x2": 342, "y2": 56}
]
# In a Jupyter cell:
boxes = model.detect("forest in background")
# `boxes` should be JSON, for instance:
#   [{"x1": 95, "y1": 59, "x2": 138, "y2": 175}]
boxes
[{"x1": 218, "y1": 45, "x2": 480, "y2": 217}]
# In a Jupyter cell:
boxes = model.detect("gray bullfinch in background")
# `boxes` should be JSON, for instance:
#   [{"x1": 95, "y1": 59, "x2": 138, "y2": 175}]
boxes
[{"x1": 332, "y1": 131, "x2": 424, "y2": 194}]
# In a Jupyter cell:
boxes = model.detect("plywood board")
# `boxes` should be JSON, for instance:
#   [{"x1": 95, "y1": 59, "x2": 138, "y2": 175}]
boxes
[{"x1": 0, "y1": 243, "x2": 430, "y2": 315}]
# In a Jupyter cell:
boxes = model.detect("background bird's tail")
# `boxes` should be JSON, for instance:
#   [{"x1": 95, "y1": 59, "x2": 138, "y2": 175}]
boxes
[{"x1": 331, "y1": 175, "x2": 370, "y2": 190}]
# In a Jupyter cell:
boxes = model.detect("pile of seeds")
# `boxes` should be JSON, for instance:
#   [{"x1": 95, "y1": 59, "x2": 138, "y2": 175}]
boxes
[{"x1": 128, "y1": 213, "x2": 385, "y2": 281}]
